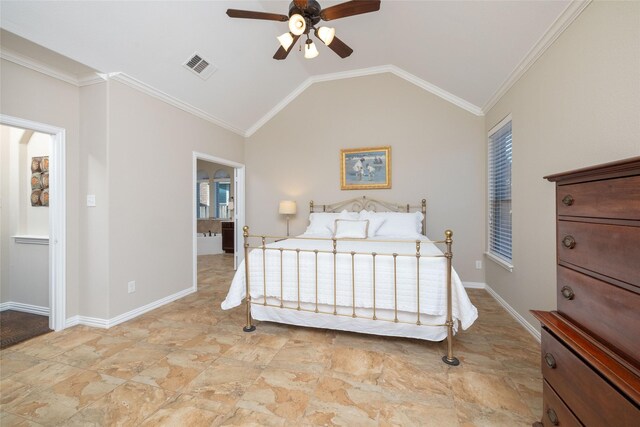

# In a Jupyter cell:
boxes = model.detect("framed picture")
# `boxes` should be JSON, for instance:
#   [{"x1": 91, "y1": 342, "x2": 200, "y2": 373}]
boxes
[{"x1": 340, "y1": 146, "x2": 391, "y2": 190}]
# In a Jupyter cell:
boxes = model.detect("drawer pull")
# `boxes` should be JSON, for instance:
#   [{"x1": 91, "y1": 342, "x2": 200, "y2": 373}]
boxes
[
  {"x1": 562, "y1": 235, "x2": 576, "y2": 249},
  {"x1": 544, "y1": 353, "x2": 556, "y2": 368},
  {"x1": 561, "y1": 285, "x2": 575, "y2": 300},
  {"x1": 546, "y1": 408, "x2": 559, "y2": 426},
  {"x1": 561, "y1": 194, "x2": 574, "y2": 206}
]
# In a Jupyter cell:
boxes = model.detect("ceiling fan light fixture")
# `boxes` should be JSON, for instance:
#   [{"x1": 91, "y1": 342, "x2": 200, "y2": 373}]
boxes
[
  {"x1": 304, "y1": 39, "x2": 319, "y2": 59},
  {"x1": 277, "y1": 32, "x2": 295, "y2": 50},
  {"x1": 317, "y1": 26, "x2": 335, "y2": 45},
  {"x1": 288, "y1": 14, "x2": 306, "y2": 36}
]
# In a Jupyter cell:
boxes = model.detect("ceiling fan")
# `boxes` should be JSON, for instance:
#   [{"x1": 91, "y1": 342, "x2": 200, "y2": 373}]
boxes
[{"x1": 226, "y1": 0, "x2": 381, "y2": 60}]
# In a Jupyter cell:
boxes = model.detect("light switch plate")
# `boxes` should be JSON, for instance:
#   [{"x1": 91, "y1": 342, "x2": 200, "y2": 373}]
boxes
[{"x1": 87, "y1": 195, "x2": 96, "y2": 207}]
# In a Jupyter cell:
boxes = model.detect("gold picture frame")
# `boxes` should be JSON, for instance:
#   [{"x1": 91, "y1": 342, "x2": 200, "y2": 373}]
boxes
[{"x1": 340, "y1": 146, "x2": 391, "y2": 190}]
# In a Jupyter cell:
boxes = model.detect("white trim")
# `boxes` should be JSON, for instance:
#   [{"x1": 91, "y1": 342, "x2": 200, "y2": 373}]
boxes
[
  {"x1": 463, "y1": 281, "x2": 486, "y2": 289},
  {"x1": 485, "y1": 252, "x2": 514, "y2": 273},
  {"x1": 0, "y1": 48, "x2": 79, "y2": 86},
  {"x1": 482, "y1": 0, "x2": 592, "y2": 112},
  {"x1": 0, "y1": 115, "x2": 66, "y2": 332},
  {"x1": 0, "y1": 302, "x2": 50, "y2": 316},
  {"x1": 65, "y1": 286, "x2": 196, "y2": 329},
  {"x1": 13, "y1": 235, "x2": 49, "y2": 245},
  {"x1": 245, "y1": 64, "x2": 483, "y2": 137},
  {"x1": 108, "y1": 73, "x2": 245, "y2": 136},
  {"x1": 484, "y1": 284, "x2": 541, "y2": 342},
  {"x1": 192, "y1": 152, "x2": 246, "y2": 289}
]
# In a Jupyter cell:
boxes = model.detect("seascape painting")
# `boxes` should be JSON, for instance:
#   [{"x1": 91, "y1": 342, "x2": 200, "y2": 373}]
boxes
[{"x1": 340, "y1": 146, "x2": 391, "y2": 190}]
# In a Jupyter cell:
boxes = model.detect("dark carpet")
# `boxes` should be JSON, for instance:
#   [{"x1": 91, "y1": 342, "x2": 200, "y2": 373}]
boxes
[{"x1": 0, "y1": 310, "x2": 52, "y2": 349}]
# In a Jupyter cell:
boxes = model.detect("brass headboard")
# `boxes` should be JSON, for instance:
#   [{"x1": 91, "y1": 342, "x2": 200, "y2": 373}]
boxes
[{"x1": 309, "y1": 196, "x2": 427, "y2": 236}]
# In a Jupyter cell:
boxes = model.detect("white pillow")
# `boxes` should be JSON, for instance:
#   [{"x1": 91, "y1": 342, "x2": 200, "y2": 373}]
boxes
[
  {"x1": 360, "y1": 211, "x2": 424, "y2": 237},
  {"x1": 304, "y1": 210, "x2": 358, "y2": 236},
  {"x1": 358, "y1": 211, "x2": 386, "y2": 237},
  {"x1": 334, "y1": 219, "x2": 369, "y2": 239}
]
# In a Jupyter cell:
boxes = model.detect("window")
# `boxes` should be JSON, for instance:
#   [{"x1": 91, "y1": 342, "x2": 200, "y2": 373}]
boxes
[
  {"x1": 213, "y1": 169, "x2": 231, "y2": 219},
  {"x1": 487, "y1": 116, "x2": 513, "y2": 271},
  {"x1": 197, "y1": 181, "x2": 210, "y2": 219}
]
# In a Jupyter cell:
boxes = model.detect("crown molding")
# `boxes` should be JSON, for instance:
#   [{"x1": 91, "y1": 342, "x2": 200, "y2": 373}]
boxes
[
  {"x1": 107, "y1": 72, "x2": 245, "y2": 137},
  {"x1": 0, "y1": 47, "x2": 80, "y2": 86},
  {"x1": 482, "y1": 0, "x2": 592, "y2": 113},
  {"x1": 245, "y1": 64, "x2": 484, "y2": 138}
]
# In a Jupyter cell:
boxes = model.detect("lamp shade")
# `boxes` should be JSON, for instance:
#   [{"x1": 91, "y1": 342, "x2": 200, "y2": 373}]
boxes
[
  {"x1": 288, "y1": 14, "x2": 306, "y2": 36},
  {"x1": 279, "y1": 200, "x2": 297, "y2": 215},
  {"x1": 317, "y1": 26, "x2": 335, "y2": 45},
  {"x1": 304, "y1": 40, "x2": 319, "y2": 59},
  {"x1": 277, "y1": 32, "x2": 294, "y2": 50}
]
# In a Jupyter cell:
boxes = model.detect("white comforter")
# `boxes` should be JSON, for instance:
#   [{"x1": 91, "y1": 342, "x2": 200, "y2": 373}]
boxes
[{"x1": 222, "y1": 235, "x2": 478, "y2": 330}]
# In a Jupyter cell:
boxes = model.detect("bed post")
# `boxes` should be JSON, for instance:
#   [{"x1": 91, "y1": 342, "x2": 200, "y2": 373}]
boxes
[
  {"x1": 242, "y1": 226, "x2": 256, "y2": 332},
  {"x1": 309, "y1": 200, "x2": 314, "y2": 213},
  {"x1": 442, "y1": 229, "x2": 460, "y2": 366},
  {"x1": 421, "y1": 199, "x2": 427, "y2": 235}
]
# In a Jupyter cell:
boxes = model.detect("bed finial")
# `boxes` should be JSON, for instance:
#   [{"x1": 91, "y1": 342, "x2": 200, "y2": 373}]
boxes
[
  {"x1": 309, "y1": 200, "x2": 314, "y2": 213},
  {"x1": 243, "y1": 225, "x2": 249, "y2": 237}
]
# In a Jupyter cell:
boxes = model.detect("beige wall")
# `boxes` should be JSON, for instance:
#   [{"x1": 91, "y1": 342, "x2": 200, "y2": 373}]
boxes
[
  {"x1": 1, "y1": 59, "x2": 245, "y2": 321},
  {"x1": 484, "y1": 2, "x2": 640, "y2": 330},
  {"x1": 246, "y1": 73, "x2": 486, "y2": 282},
  {"x1": 106, "y1": 80, "x2": 244, "y2": 318},
  {"x1": 79, "y1": 82, "x2": 110, "y2": 318},
  {"x1": 0, "y1": 59, "x2": 81, "y2": 316}
]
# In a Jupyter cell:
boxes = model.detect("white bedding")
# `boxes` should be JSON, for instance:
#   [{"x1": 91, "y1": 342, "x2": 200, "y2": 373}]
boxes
[{"x1": 221, "y1": 235, "x2": 478, "y2": 337}]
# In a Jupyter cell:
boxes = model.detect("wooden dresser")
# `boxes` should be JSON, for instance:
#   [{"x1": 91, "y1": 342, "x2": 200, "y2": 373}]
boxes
[{"x1": 532, "y1": 156, "x2": 640, "y2": 426}]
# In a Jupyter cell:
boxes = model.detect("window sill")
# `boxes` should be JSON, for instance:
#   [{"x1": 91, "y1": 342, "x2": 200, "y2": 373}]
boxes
[{"x1": 485, "y1": 252, "x2": 513, "y2": 272}]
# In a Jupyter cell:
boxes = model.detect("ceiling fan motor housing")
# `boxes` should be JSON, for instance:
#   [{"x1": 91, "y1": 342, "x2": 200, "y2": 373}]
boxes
[{"x1": 289, "y1": 0, "x2": 322, "y2": 31}]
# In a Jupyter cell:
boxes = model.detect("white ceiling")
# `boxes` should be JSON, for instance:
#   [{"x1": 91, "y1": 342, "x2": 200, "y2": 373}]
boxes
[{"x1": 0, "y1": 0, "x2": 572, "y2": 135}]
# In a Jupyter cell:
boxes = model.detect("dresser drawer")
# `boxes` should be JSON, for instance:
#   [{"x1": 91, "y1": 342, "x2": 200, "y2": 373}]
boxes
[
  {"x1": 558, "y1": 266, "x2": 640, "y2": 364},
  {"x1": 557, "y1": 176, "x2": 640, "y2": 220},
  {"x1": 557, "y1": 221, "x2": 640, "y2": 288},
  {"x1": 542, "y1": 380, "x2": 582, "y2": 427},
  {"x1": 541, "y1": 329, "x2": 639, "y2": 426}
]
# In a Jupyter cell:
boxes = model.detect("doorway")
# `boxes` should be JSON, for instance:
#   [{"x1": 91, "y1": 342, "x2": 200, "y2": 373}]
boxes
[
  {"x1": 192, "y1": 152, "x2": 245, "y2": 293},
  {"x1": 0, "y1": 115, "x2": 66, "y2": 332}
]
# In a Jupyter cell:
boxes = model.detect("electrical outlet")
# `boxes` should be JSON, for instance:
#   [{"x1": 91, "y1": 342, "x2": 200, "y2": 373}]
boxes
[
  {"x1": 127, "y1": 281, "x2": 136, "y2": 293},
  {"x1": 475, "y1": 260, "x2": 483, "y2": 270}
]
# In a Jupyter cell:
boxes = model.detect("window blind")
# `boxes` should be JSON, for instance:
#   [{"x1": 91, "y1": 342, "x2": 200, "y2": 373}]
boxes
[{"x1": 488, "y1": 120, "x2": 512, "y2": 262}]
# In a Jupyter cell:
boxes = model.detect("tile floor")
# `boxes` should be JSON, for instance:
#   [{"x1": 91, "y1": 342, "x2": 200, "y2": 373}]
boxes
[{"x1": 0, "y1": 254, "x2": 542, "y2": 426}]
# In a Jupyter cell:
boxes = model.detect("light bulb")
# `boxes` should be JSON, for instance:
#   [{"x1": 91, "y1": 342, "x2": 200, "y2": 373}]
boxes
[
  {"x1": 317, "y1": 27, "x2": 335, "y2": 45},
  {"x1": 288, "y1": 14, "x2": 306, "y2": 36},
  {"x1": 304, "y1": 40, "x2": 319, "y2": 59},
  {"x1": 277, "y1": 32, "x2": 294, "y2": 50}
]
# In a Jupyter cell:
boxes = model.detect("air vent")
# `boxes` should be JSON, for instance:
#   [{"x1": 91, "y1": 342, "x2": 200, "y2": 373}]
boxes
[{"x1": 183, "y1": 52, "x2": 217, "y2": 80}]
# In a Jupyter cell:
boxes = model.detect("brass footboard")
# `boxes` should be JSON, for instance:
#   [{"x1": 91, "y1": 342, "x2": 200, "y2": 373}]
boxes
[{"x1": 241, "y1": 226, "x2": 460, "y2": 366}]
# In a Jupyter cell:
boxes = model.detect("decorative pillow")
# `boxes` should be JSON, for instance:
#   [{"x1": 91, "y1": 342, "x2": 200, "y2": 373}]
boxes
[
  {"x1": 334, "y1": 219, "x2": 369, "y2": 239},
  {"x1": 304, "y1": 210, "x2": 358, "y2": 236},
  {"x1": 360, "y1": 211, "x2": 424, "y2": 237}
]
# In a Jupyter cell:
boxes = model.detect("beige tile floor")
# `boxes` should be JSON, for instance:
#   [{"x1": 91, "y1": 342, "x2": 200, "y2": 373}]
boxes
[{"x1": 0, "y1": 254, "x2": 542, "y2": 426}]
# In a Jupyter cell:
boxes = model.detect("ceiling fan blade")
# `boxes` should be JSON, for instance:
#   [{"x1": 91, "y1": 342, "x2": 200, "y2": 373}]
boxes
[
  {"x1": 327, "y1": 36, "x2": 353, "y2": 58},
  {"x1": 273, "y1": 35, "x2": 301, "y2": 60},
  {"x1": 226, "y1": 9, "x2": 288, "y2": 22},
  {"x1": 320, "y1": 0, "x2": 381, "y2": 21},
  {"x1": 293, "y1": 0, "x2": 308, "y2": 10}
]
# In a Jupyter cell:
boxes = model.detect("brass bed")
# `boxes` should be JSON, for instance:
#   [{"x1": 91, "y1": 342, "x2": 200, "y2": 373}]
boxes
[{"x1": 236, "y1": 196, "x2": 468, "y2": 366}]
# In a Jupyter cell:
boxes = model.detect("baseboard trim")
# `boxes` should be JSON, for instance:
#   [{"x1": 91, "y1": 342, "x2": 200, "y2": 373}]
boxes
[
  {"x1": 64, "y1": 286, "x2": 196, "y2": 329},
  {"x1": 463, "y1": 281, "x2": 486, "y2": 289},
  {"x1": 0, "y1": 302, "x2": 50, "y2": 316},
  {"x1": 484, "y1": 284, "x2": 541, "y2": 342}
]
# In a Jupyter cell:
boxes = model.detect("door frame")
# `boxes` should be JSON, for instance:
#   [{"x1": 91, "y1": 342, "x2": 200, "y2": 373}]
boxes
[
  {"x1": 192, "y1": 152, "x2": 245, "y2": 290},
  {"x1": 1, "y1": 114, "x2": 67, "y2": 331}
]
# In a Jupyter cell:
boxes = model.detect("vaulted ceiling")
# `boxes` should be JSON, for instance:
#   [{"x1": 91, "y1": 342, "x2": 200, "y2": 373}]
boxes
[{"x1": 1, "y1": 1, "x2": 573, "y2": 135}]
